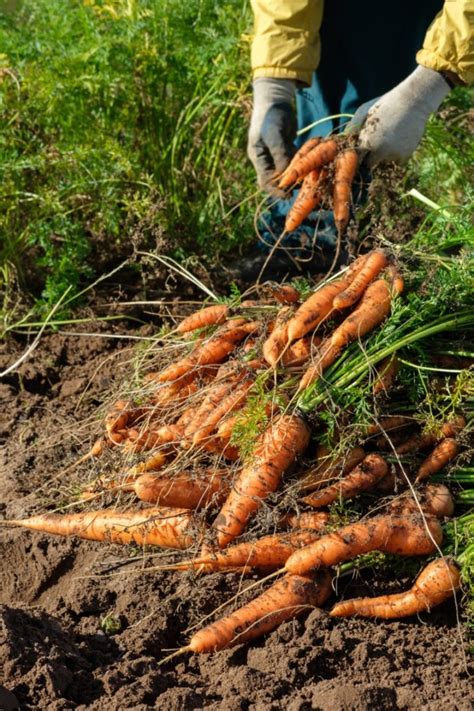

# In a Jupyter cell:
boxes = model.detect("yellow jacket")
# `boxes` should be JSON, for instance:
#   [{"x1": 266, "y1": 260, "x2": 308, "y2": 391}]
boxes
[{"x1": 251, "y1": 1, "x2": 474, "y2": 86}]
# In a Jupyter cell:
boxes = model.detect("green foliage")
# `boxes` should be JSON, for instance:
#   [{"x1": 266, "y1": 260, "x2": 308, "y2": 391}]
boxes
[{"x1": 0, "y1": 0, "x2": 254, "y2": 311}]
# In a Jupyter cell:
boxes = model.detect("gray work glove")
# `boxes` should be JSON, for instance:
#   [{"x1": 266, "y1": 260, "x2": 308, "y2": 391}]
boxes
[
  {"x1": 348, "y1": 66, "x2": 451, "y2": 168},
  {"x1": 247, "y1": 78, "x2": 297, "y2": 192}
]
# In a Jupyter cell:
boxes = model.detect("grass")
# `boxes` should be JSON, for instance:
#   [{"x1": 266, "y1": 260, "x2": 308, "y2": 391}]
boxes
[{"x1": 0, "y1": 0, "x2": 255, "y2": 317}]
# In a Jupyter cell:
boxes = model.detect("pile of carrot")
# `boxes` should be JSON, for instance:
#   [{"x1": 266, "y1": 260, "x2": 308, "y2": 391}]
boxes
[
  {"x1": 276, "y1": 136, "x2": 359, "y2": 235},
  {"x1": 4, "y1": 246, "x2": 470, "y2": 658}
]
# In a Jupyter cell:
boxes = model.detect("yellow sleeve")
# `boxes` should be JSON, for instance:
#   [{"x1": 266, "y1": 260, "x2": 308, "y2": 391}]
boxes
[
  {"x1": 250, "y1": 0, "x2": 323, "y2": 86},
  {"x1": 417, "y1": 1, "x2": 474, "y2": 85}
]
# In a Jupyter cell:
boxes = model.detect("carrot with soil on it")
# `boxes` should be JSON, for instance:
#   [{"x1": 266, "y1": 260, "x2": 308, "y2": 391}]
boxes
[
  {"x1": 298, "y1": 277, "x2": 397, "y2": 391},
  {"x1": 299, "y1": 446, "x2": 366, "y2": 493},
  {"x1": 284, "y1": 169, "x2": 326, "y2": 233},
  {"x1": 283, "y1": 514, "x2": 443, "y2": 576},
  {"x1": 165, "y1": 530, "x2": 323, "y2": 573},
  {"x1": 134, "y1": 470, "x2": 229, "y2": 509},
  {"x1": 372, "y1": 354, "x2": 399, "y2": 395},
  {"x1": 416, "y1": 438, "x2": 459, "y2": 482},
  {"x1": 176, "y1": 304, "x2": 229, "y2": 334},
  {"x1": 286, "y1": 253, "x2": 368, "y2": 342},
  {"x1": 262, "y1": 306, "x2": 293, "y2": 367},
  {"x1": 333, "y1": 248, "x2": 388, "y2": 310},
  {"x1": 389, "y1": 484, "x2": 455, "y2": 520},
  {"x1": 395, "y1": 416, "x2": 465, "y2": 455},
  {"x1": 332, "y1": 149, "x2": 359, "y2": 235},
  {"x1": 301, "y1": 453, "x2": 388, "y2": 508},
  {"x1": 214, "y1": 413, "x2": 311, "y2": 548},
  {"x1": 270, "y1": 284, "x2": 301, "y2": 304},
  {"x1": 330, "y1": 557, "x2": 461, "y2": 619},
  {"x1": 166, "y1": 570, "x2": 332, "y2": 657},
  {"x1": 278, "y1": 139, "x2": 338, "y2": 189},
  {"x1": 192, "y1": 377, "x2": 255, "y2": 446},
  {"x1": 7, "y1": 508, "x2": 201, "y2": 550},
  {"x1": 279, "y1": 511, "x2": 329, "y2": 531}
]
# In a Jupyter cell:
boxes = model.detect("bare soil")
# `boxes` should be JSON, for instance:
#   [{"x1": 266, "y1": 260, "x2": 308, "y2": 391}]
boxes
[{"x1": 1, "y1": 322, "x2": 472, "y2": 710}]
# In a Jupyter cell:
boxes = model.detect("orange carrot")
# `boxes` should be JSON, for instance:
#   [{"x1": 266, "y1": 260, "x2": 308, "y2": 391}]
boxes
[
  {"x1": 278, "y1": 137, "x2": 321, "y2": 185},
  {"x1": 298, "y1": 278, "x2": 394, "y2": 391},
  {"x1": 286, "y1": 254, "x2": 367, "y2": 342},
  {"x1": 365, "y1": 416, "x2": 413, "y2": 437},
  {"x1": 157, "y1": 320, "x2": 257, "y2": 382},
  {"x1": 176, "y1": 304, "x2": 229, "y2": 334},
  {"x1": 281, "y1": 335, "x2": 315, "y2": 367},
  {"x1": 270, "y1": 284, "x2": 301, "y2": 305},
  {"x1": 183, "y1": 570, "x2": 332, "y2": 653},
  {"x1": 332, "y1": 149, "x2": 358, "y2": 234},
  {"x1": 299, "y1": 446, "x2": 366, "y2": 493},
  {"x1": 373, "y1": 354, "x2": 399, "y2": 395},
  {"x1": 278, "y1": 140, "x2": 337, "y2": 189},
  {"x1": 284, "y1": 169, "x2": 325, "y2": 233},
  {"x1": 280, "y1": 511, "x2": 329, "y2": 532},
  {"x1": 192, "y1": 378, "x2": 254, "y2": 446},
  {"x1": 301, "y1": 453, "x2": 387, "y2": 508},
  {"x1": 386, "y1": 264, "x2": 405, "y2": 296},
  {"x1": 134, "y1": 470, "x2": 229, "y2": 509},
  {"x1": 389, "y1": 484, "x2": 455, "y2": 520},
  {"x1": 330, "y1": 557, "x2": 460, "y2": 619},
  {"x1": 284, "y1": 514, "x2": 443, "y2": 575},
  {"x1": 184, "y1": 374, "x2": 243, "y2": 442},
  {"x1": 8, "y1": 508, "x2": 201, "y2": 550},
  {"x1": 170, "y1": 530, "x2": 322, "y2": 573},
  {"x1": 214, "y1": 414, "x2": 311, "y2": 548},
  {"x1": 200, "y1": 437, "x2": 240, "y2": 462},
  {"x1": 396, "y1": 416, "x2": 465, "y2": 455},
  {"x1": 105, "y1": 400, "x2": 146, "y2": 435},
  {"x1": 333, "y1": 248, "x2": 388, "y2": 310},
  {"x1": 416, "y1": 438, "x2": 459, "y2": 482},
  {"x1": 262, "y1": 306, "x2": 292, "y2": 367}
]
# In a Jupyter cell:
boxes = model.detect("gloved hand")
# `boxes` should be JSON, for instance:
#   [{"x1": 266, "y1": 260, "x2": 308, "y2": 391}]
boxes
[
  {"x1": 247, "y1": 78, "x2": 297, "y2": 192},
  {"x1": 348, "y1": 66, "x2": 451, "y2": 168}
]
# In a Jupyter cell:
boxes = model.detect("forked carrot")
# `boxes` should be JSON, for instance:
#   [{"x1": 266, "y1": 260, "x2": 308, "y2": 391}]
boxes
[
  {"x1": 176, "y1": 304, "x2": 229, "y2": 334},
  {"x1": 330, "y1": 557, "x2": 460, "y2": 619},
  {"x1": 333, "y1": 248, "x2": 388, "y2": 310},
  {"x1": 284, "y1": 514, "x2": 443, "y2": 575},
  {"x1": 214, "y1": 414, "x2": 311, "y2": 548},
  {"x1": 301, "y1": 454, "x2": 387, "y2": 508},
  {"x1": 8, "y1": 508, "x2": 201, "y2": 550},
  {"x1": 416, "y1": 438, "x2": 459, "y2": 482},
  {"x1": 332, "y1": 149, "x2": 358, "y2": 234},
  {"x1": 175, "y1": 570, "x2": 332, "y2": 654}
]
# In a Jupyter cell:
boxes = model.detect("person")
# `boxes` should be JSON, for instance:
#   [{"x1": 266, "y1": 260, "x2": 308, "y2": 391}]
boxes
[{"x1": 243, "y1": 0, "x2": 472, "y2": 279}]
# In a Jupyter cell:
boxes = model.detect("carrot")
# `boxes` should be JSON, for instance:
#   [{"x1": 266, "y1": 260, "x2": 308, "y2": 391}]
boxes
[
  {"x1": 262, "y1": 306, "x2": 292, "y2": 367},
  {"x1": 386, "y1": 264, "x2": 405, "y2": 296},
  {"x1": 8, "y1": 508, "x2": 200, "y2": 550},
  {"x1": 182, "y1": 570, "x2": 332, "y2": 653},
  {"x1": 396, "y1": 416, "x2": 465, "y2": 455},
  {"x1": 217, "y1": 415, "x2": 238, "y2": 442},
  {"x1": 170, "y1": 530, "x2": 322, "y2": 573},
  {"x1": 389, "y1": 484, "x2": 455, "y2": 520},
  {"x1": 192, "y1": 377, "x2": 254, "y2": 446},
  {"x1": 416, "y1": 438, "x2": 459, "y2": 482},
  {"x1": 280, "y1": 511, "x2": 329, "y2": 532},
  {"x1": 330, "y1": 557, "x2": 461, "y2": 619},
  {"x1": 284, "y1": 169, "x2": 325, "y2": 233},
  {"x1": 278, "y1": 137, "x2": 321, "y2": 185},
  {"x1": 134, "y1": 470, "x2": 229, "y2": 509},
  {"x1": 373, "y1": 354, "x2": 399, "y2": 395},
  {"x1": 333, "y1": 249, "x2": 388, "y2": 310},
  {"x1": 153, "y1": 376, "x2": 199, "y2": 406},
  {"x1": 301, "y1": 453, "x2": 388, "y2": 508},
  {"x1": 157, "y1": 320, "x2": 257, "y2": 382},
  {"x1": 214, "y1": 414, "x2": 311, "y2": 548},
  {"x1": 278, "y1": 140, "x2": 337, "y2": 189},
  {"x1": 176, "y1": 304, "x2": 229, "y2": 334},
  {"x1": 299, "y1": 446, "x2": 366, "y2": 493},
  {"x1": 80, "y1": 450, "x2": 169, "y2": 500},
  {"x1": 105, "y1": 400, "x2": 146, "y2": 435},
  {"x1": 286, "y1": 254, "x2": 367, "y2": 342},
  {"x1": 298, "y1": 277, "x2": 394, "y2": 391},
  {"x1": 332, "y1": 149, "x2": 358, "y2": 234},
  {"x1": 200, "y1": 437, "x2": 240, "y2": 462},
  {"x1": 184, "y1": 374, "x2": 243, "y2": 442},
  {"x1": 284, "y1": 514, "x2": 443, "y2": 575},
  {"x1": 281, "y1": 335, "x2": 315, "y2": 367},
  {"x1": 270, "y1": 284, "x2": 301, "y2": 305}
]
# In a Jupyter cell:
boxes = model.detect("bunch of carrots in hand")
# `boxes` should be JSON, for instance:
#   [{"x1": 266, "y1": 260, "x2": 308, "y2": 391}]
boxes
[{"x1": 4, "y1": 247, "x2": 471, "y2": 658}]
